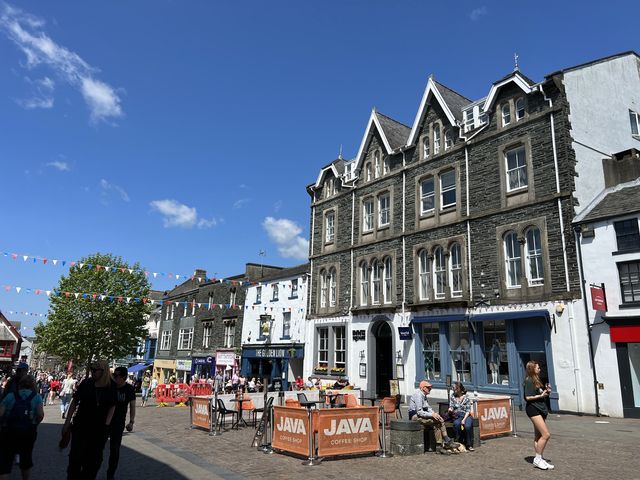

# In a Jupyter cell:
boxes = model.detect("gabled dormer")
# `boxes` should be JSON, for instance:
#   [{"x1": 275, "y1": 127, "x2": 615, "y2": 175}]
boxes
[
  {"x1": 353, "y1": 109, "x2": 409, "y2": 184},
  {"x1": 308, "y1": 160, "x2": 345, "y2": 202}
]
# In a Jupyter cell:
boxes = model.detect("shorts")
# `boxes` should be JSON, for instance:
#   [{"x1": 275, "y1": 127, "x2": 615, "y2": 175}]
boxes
[
  {"x1": 0, "y1": 429, "x2": 37, "y2": 474},
  {"x1": 525, "y1": 403, "x2": 548, "y2": 420}
]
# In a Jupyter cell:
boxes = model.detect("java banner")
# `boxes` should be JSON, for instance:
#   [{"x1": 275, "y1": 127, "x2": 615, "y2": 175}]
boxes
[
  {"x1": 478, "y1": 397, "x2": 512, "y2": 438},
  {"x1": 272, "y1": 406, "x2": 310, "y2": 456},
  {"x1": 191, "y1": 397, "x2": 211, "y2": 430},
  {"x1": 316, "y1": 407, "x2": 379, "y2": 456}
]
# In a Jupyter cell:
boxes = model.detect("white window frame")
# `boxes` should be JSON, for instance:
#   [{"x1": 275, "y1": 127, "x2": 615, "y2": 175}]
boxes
[
  {"x1": 444, "y1": 128, "x2": 453, "y2": 150},
  {"x1": 366, "y1": 163, "x2": 372, "y2": 182},
  {"x1": 630, "y1": 110, "x2": 640, "y2": 136},
  {"x1": 374, "y1": 151, "x2": 381, "y2": 178},
  {"x1": 421, "y1": 177, "x2": 435, "y2": 214},
  {"x1": 525, "y1": 228, "x2": 544, "y2": 286},
  {"x1": 422, "y1": 135, "x2": 430, "y2": 159},
  {"x1": 363, "y1": 199, "x2": 374, "y2": 232},
  {"x1": 515, "y1": 98, "x2": 525, "y2": 121},
  {"x1": 502, "y1": 104, "x2": 511, "y2": 126},
  {"x1": 371, "y1": 260, "x2": 382, "y2": 305},
  {"x1": 378, "y1": 193, "x2": 390, "y2": 227},
  {"x1": 256, "y1": 286, "x2": 262, "y2": 303},
  {"x1": 317, "y1": 327, "x2": 329, "y2": 367},
  {"x1": 383, "y1": 257, "x2": 392, "y2": 304},
  {"x1": 282, "y1": 312, "x2": 291, "y2": 338},
  {"x1": 325, "y1": 211, "x2": 335, "y2": 243},
  {"x1": 272, "y1": 284, "x2": 279, "y2": 301},
  {"x1": 418, "y1": 250, "x2": 430, "y2": 300},
  {"x1": 329, "y1": 268, "x2": 337, "y2": 307},
  {"x1": 360, "y1": 263, "x2": 369, "y2": 306},
  {"x1": 449, "y1": 243, "x2": 463, "y2": 297},
  {"x1": 229, "y1": 288, "x2": 236, "y2": 306},
  {"x1": 320, "y1": 269, "x2": 328, "y2": 308},
  {"x1": 383, "y1": 156, "x2": 390, "y2": 175},
  {"x1": 170, "y1": 304, "x2": 175, "y2": 320},
  {"x1": 160, "y1": 330, "x2": 172, "y2": 350},
  {"x1": 291, "y1": 279, "x2": 298, "y2": 298},
  {"x1": 334, "y1": 326, "x2": 346, "y2": 369},
  {"x1": 223, "y1": 322, "x2": 235, "y2": 348},
  {"x1": 464, "y1": 109, "x2": 474, "y2": 132},
  {"x1": 178, "y1": 328, "x2": 193, "y2": 350},
  {"x1": 433, "y1": 124, "x2": 441, "y2": 154},
  {"x1": 208, "y1": 293, "x2": 214, "y2": 310},
  {"x1": 505, "y1": 146, "x2": 528, "y2": 191},
  {"x1": 440, "y1": 170, "x2": 456, "y2": 209},
  {"x1": 433, "y1": 247, "x2": 446, "y2": 299},
  {"x1": 504, "y1": 232, "x2": 522, "y2": 288},
  {"x1": 202, "y1": 323, "x2": 212, "y2": 348}
]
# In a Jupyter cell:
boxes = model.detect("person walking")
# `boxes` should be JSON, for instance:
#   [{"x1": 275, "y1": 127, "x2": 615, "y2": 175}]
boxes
[
  {"x1": 107, "y1": 367, "x2": 136, "y2": 480},
  {"x1": 60, "y1": 373, "x2": 76, "y2": 419},
  {"x1": 150, "y1": 375, "x2": 158, "y2": 399},
  {"x1": 524, "y1": 361, "x2": 554, "y2": 470},
  {"x1": 0, "y1": 362, "x2": 29, "y2": 401},
  {"x1": 62, "y1": 360, "x2": 116, "y2": 480},
  {"x1": 0, "y1": 374, "x2": 45, "y2": 480},
  {"x1": 140, "y1": 371, "x2": 152, "y2": 407}
]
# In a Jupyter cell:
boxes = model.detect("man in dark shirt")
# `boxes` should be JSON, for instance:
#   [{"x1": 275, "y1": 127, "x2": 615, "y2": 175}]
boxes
[{"x1": 107, "y1": 367, "x2": 136, "y2": 480}]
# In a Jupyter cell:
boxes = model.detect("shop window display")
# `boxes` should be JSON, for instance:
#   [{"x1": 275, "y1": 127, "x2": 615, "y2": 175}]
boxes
[
  {"x1": 484, "y1": 320, "x2": 509, "y2": 385},
  {"x1": 449, "y1": 321, "x2": 471, "y2": 383},
  {"x1": 422, "y1": 323, "x2": 440, "y2": 380}
]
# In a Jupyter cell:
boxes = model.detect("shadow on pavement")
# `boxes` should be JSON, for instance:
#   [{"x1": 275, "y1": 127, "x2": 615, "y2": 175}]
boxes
[{"x1": 13, "y1": 422, "x2": 192, "y2": 480}]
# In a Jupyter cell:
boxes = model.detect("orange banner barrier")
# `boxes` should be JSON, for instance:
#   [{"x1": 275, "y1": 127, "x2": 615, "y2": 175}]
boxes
[
  {"x1": 316, "y1": 407, "x2": 379, "y2": 457},
  {"x1": 477, "y1": 397, "x2": 512, "y2": 438},
  {"x1": 155, "y1": 383, "x2": 191, "y2": 407},
  {"x1": 191, "y1": 397, "x2": 212, "y2": 430},
  {"x1": 190, "y1": 383, "x2": 213, "y2": 397},
  {"x1": 272, "y1": 406, "x2": 310, "y2": 456}
]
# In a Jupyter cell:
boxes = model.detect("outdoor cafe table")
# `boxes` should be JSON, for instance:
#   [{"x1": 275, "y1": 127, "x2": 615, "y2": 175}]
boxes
[
  {"x1": 324, "y1": 392, "x2": 346, "y2": 408},
  {"x1": 230, "y1": 397, "x2": 250, "y2": 428},
  {"x1": 361, "y1": 397, "x2": 378, "y2": 406}
]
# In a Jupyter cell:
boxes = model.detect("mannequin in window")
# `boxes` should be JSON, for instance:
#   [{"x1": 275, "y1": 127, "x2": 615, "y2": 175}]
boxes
[
  {"x1": 424, "y1": 340, "x2": 434, "y2": 380},
  {"x1": 489, "y1": 339, "x2": 501, "y2": 384},
  {"x1": 459, "y1": 338, "x2": 470, "y2": 382}
]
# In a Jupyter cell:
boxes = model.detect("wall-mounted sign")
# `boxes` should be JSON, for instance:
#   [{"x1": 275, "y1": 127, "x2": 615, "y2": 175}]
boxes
[
  {"x1": 255, "y1": 348, "x2": 286, "y2": 358},
  {"x1": 352, "y1": 330, "x2": 365, "y2": 341},
  {"x1": 216, "y1": 350, "x2": 235, "y2": 366},
  {"x1": 398, "y1": 327, "x2": 412, "y2": 340},
  {"x1": 590, "y1": 285, "x2": 607, "y2": 312},
  {"x1": 176, "y1": 359, "x2": 193, "y2": 371}
]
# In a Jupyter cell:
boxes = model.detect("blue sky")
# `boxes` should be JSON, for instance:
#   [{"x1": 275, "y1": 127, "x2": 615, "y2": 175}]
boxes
[{"x1": 1, "y1": 1, "x2": 639, "y2": 334}]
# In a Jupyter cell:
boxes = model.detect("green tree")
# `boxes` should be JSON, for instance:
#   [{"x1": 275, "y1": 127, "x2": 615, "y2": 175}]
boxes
[{"x1": 34, "y1": 253, "x2": 151, "y2": 372}]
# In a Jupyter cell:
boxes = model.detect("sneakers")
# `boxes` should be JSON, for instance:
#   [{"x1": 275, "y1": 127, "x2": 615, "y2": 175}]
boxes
[{"x1": 533, "y1": 457, "x2": 555, "y2": 470}]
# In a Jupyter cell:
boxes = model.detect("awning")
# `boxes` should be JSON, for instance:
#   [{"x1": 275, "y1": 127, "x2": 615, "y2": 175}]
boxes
[
  {"x1": 604, "y1": 316, "x2": 640, "y2": 343},
  {"x1": 412, "y1": 310, "x2": 551, "y2": 329},
  {"x1": 127, "y1": 363, "x2": 152, "y2": 373}
]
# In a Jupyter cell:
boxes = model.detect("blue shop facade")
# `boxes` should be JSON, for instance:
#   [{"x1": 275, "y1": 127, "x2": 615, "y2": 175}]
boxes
[
  {"x1": 411, "y1": 309, "x2": 558, "y2": 410},
  {"x1": 241, "y1": 344, "x2": 305, "y2": 391}
]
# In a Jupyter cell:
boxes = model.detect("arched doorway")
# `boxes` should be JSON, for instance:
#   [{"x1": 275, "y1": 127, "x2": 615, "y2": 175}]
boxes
[{"x1": 373, "y1": 321, "x2": 393, "y2": 397}]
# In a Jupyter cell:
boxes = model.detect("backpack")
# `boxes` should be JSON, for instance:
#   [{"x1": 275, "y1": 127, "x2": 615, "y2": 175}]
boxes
[{"x1": 5, "y1": 391, "x2": 37, "y2": 432}]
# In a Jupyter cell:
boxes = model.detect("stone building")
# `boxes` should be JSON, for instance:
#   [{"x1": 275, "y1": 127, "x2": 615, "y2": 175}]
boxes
[
  {"x1": 305, "y1": 51, "x2": 640, "y2": 414},
  {"x1": 153, "y1": 264, "x2": 282, "y2": 383}
]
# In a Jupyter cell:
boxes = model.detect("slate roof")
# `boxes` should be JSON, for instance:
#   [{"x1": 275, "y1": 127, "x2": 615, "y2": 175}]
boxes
[
  {"x1": 576, "y1": 178, "x2": 640, "y2": 223},
  {"x1": 493, "y1": 70, "x2": 537, "y2": 86},
  {"x1": 258, "y1": 263, "x2": 309, "y2": 283},
  {"x1": 433, "y1": 80, "x2": 471, "y2": 122},
  {"x1": 376, "y1": 112, "x2": 410, "y2": 150}
]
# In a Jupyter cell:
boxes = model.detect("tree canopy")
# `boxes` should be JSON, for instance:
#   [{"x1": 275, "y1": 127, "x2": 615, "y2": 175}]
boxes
[{"x1": 34, "y1": 253, "x2": 151, "y2": 370}]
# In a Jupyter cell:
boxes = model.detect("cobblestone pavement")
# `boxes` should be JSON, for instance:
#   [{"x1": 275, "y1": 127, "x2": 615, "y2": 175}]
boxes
[{"x1": 14, "y1": 400, "x2": 640, "y2": 479}]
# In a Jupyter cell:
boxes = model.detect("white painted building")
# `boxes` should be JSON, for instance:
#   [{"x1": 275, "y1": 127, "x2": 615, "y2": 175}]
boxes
[
  {"x1": 575, "y1": 174, "x2": 640, "y2": 418},
  {"x1": 240, "y1": 264, "x2": 309, "y2": 390}
]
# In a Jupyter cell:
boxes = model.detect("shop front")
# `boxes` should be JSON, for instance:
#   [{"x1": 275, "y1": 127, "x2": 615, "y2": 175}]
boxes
[
  {"x1": 176, "y1": 359, "x2": 193, "y2": 383},
  {"x1": 191, "y1": 356, "x2": 215, "y2": 379},
  {"x1": 607, "y1": 316, "x2": 640, "y2": 418},
  {"x1": 153, "y1": 358, "x2": 176, "y2": 383},
  {"x1": 412, "y1": 309, "x2": 557, "y2": 409},
  {"x1": 241, "y1": 344, "x2": 304, "y2": 391}
]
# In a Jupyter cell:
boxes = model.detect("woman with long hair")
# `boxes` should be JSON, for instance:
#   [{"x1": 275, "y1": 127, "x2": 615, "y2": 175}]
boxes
[
  {"x1": 448, "y1": 381, "x2": 474, "y2": 451},
  {"x1": 62, "y1": 359, "x2": 116, "y2": 480},
  {"x1": 524, "y1": 360, "x2": 553, "y2": 470}
]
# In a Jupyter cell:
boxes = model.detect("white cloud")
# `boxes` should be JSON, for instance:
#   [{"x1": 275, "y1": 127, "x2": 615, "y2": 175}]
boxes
[
  {"x1": 45, "y1": 160, "x2": 69, "y2": 171},
  {"x1": 149, "y1": 199, "x2": 219, "y2": 229},
  {"x1": 233, "y1": 198, "x2": 251, "y2": 209},
  {"x1": 263, "y1": 217, "x2": 309, "y2": 260},
  {"x1": 469, "y1": 6, "x2": 487, "y2": 21},
  {"x1": 16, "y1": 75, "x2": 54, "y2": 109},
  {"x1": 17, "y1": 96, "x2": 53, "y2": 109},
  {"x1": 100, "y1": 179, "x2": 129, "y2": 203},
  {"x1": 0, "y1": 3, "x2": 123, "y2": 123}
]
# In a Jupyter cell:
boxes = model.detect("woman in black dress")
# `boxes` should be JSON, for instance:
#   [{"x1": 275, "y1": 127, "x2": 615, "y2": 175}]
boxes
[{"x1": 523, "y1": 360, "x2": 553, "y2": 470}]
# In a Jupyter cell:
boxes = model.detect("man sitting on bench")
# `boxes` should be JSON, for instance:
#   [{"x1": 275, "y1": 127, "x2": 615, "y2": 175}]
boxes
[{"x1": 408, "y1": 380, "x2": 457, "y2": 452}]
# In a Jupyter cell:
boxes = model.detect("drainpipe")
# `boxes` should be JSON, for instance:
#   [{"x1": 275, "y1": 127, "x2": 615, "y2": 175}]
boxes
[
  {"x1": 350, "y1": 190, "x2": 355, "y2": 310},
  {"x1": 574, "y1": 225, "x2": 601, "y2": 416},
  {"x1": 309, "y1": 203, "x2": 315, "y2": 314},
  {"x1": 401, "y1": 150, "x2": 407, "y2": 320}
]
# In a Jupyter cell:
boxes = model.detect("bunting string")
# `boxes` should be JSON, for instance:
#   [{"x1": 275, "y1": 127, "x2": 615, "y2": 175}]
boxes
[
  {"x1": 0, "y1": 310, "x2": 47, "y2": 318},
  {"x1": 1, "y1": 251, "x2": 259, "y2": 287}
]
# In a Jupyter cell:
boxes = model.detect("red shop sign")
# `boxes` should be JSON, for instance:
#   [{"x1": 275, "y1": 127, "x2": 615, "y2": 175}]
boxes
[{"x1": 590, "y1": 286, "x2": 607, "y2": 312}]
